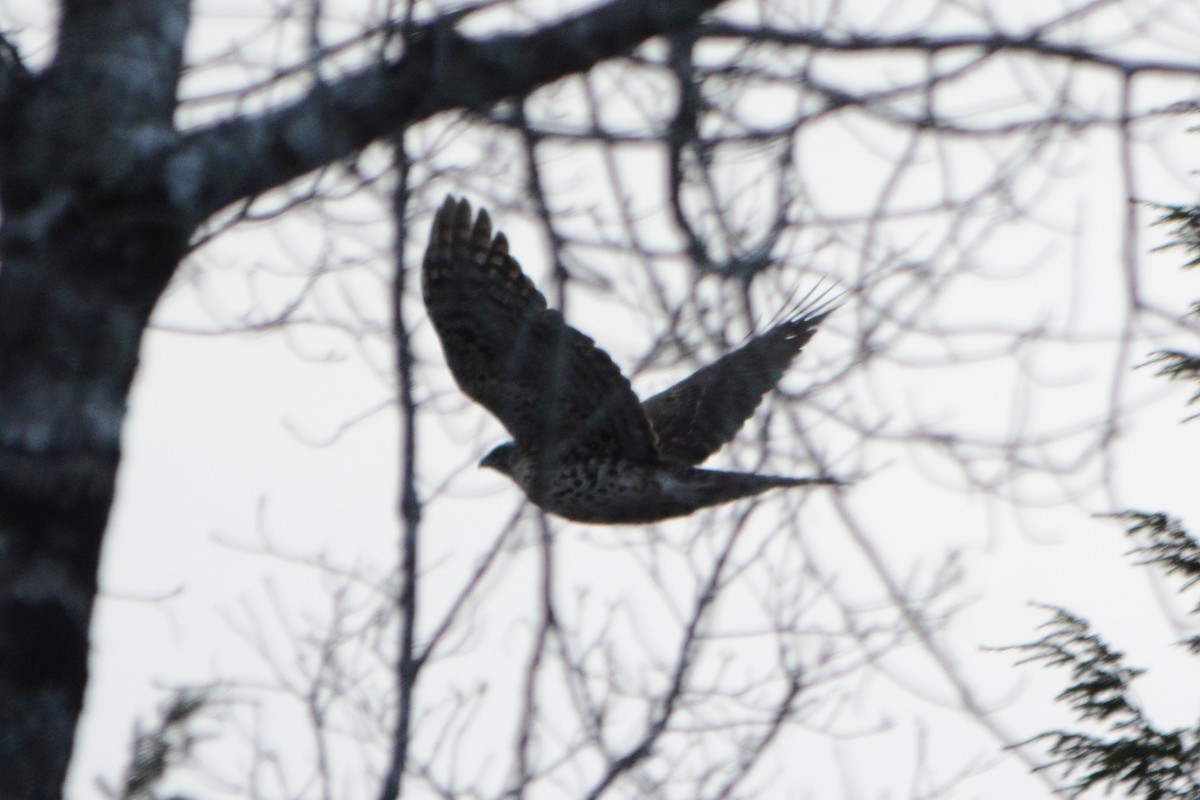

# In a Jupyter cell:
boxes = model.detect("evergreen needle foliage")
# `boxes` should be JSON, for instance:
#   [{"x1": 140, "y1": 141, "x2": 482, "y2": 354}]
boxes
[{"x1": 1015, "y1": 180, "x2": 1200, "y2": 799}]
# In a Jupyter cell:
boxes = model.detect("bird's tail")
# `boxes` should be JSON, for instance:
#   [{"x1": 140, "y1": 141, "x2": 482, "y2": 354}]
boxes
[{"x1": 667, "y1": 466, "x2": 842, "y2": 512}]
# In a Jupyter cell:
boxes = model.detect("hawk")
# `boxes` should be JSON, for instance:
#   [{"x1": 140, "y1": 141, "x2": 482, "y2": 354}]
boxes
[{"x1": 422, "y1": 196, "x2": 838, "y2": 524}]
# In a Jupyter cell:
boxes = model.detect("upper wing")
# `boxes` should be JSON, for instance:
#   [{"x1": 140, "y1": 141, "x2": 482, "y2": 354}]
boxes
[
  {"x1": 422, "y1": 196, "x2": 659, "y2": 462},
  {"x1": 641, "y1": 307, "x2": 829, "y2": 465}
]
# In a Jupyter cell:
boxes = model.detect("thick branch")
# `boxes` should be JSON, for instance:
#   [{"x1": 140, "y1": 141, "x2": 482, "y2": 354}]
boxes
[
  {"x1": 0, "y1": 29, "x2": 30, "y2": 112},
  {"x1": 378, "y1": 139, "x2": 421, "y2": 800},
  {"x1": 2, "y1": 0, "x2": 191, "y2": 210},
  {"x1": 54, "y1": 0, "x2": 189, "y2": 127},
  {"x1": 168, "y1": 0, "x2": 727, "y2": 222}
]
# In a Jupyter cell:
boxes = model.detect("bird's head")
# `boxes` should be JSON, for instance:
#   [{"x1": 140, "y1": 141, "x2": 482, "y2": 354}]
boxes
[{"x1": 480, "y1": 442, "x2": 518, "y2": 476}]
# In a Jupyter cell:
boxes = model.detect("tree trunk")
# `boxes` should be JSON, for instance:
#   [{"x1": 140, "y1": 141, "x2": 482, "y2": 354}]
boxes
[
  {"x1": 0, "y1": 2, "x2": 190, "y2": 796},
  {"x1": 0, "y1": 212, "x2": 188, "y2": 800},
  {"x1": 0, "y1": 204, "x2": 190, "y2": 799}
]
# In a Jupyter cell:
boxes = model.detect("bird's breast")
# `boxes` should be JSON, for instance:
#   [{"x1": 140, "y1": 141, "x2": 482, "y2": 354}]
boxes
[{"x1": 514, "y1": 458, "x2": 682, "y2": 524}]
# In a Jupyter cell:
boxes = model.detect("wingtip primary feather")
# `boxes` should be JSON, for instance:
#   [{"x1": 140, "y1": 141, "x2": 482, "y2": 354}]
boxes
[
  {"x1": 491, "y1": 231, "x2": 509, "y2": 258},
  {"x1": 780, "y1": 279, "x2": 846, "y2": 327},
  {"x1": 434, "y1": 195, "x2": 464, "y2": 241},
  {"x1": 429, "y1": 195, "x2": 468, "y2": 257},
  {"x1": 471, "y1": 206, "x2": 492, "y2": 252},
  {"x1": 453, "y1": 196, "x2": 473, "y2": 239}
]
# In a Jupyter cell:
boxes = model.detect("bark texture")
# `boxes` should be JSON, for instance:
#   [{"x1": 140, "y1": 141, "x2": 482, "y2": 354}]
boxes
[{"x1": 0, "y1": 3, "x2": 191, "y2": 797}]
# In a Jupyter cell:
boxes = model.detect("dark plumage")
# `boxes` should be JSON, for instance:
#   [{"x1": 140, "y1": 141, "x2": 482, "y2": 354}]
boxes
[{"x1": 422, "y1": 196, "x2": 838, "y2": 524}]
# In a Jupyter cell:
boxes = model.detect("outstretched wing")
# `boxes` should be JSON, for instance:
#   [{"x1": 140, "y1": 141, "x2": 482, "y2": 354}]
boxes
[
  {"x1": 641, "y1": 307, "x2": 830, "y2": 465},
  {"x1": 422, "y1": 196, "x2": 659, "y2": 462}
]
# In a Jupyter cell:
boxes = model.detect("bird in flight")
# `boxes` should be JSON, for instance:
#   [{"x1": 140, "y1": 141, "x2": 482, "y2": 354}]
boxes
[{"x1": 422, "y1": 196, "x2": 839, "y2": 524}]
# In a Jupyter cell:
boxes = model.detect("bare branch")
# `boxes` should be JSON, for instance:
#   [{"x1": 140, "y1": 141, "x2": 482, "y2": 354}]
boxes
[{"x1": 170, "y1": 0, "x2": 729, "y2": 222}]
